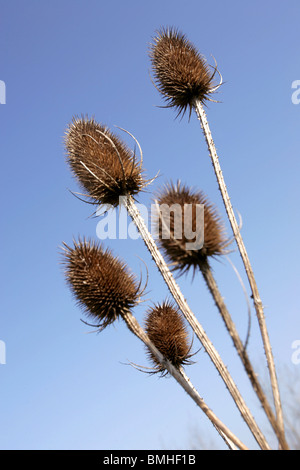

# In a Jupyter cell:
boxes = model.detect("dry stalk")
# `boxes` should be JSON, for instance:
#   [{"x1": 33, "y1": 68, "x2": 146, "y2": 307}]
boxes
[
  {"x1": 193, "y1": 99, "x2": 285, "y2": 444},
  {"x1": 122, "y1": 194, "x2": 270, "y2": 450},
  {"x1": 200, "y1": 262, "x2": 289, "y2": 449}
]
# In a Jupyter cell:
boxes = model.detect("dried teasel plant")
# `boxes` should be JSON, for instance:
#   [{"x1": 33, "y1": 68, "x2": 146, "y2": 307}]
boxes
[
  {"x1": 63, "y1": 117, "x2": 270, "y2": 449},
  {"x1": 59, "y1": 24, "x2": 292, "y2": 449},
  {"x1": 124, "y1": 307, "x2": 248, "y2": 450},
  {"x1": 122, "y1": 195, "x2": 270, "y2": 450},
  {"x1": 60, "y1": 239, "x2": 248, "y2": 450},
  {"x1": 150, "y1": 26, "x2": 287, "y2": 449},
  {"x1": 144, "y1": 301, "x2": 195, "y2": 376},
  {"x1": 154, "y1": 180, "x2": 289, "y2": 448}
]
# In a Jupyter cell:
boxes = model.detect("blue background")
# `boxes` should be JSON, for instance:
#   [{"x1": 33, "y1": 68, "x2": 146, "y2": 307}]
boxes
[{"x1": 0, "y1": 0, "x2": 299, "y2": 450}]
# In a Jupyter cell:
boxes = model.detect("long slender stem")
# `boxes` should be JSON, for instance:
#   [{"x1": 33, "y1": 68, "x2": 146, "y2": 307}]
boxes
[
  {"x1": 122, "y1": 195, "x2": 270, "y2": 450},
  {"x1": 193, "y1": 99, "x2": 285, "y2": 443},
  {"x1": 177, "y1": 366, "x2": 238, "y2": 450},
  {"x1": 201, "y1": 262, "x2": 289, "y2": 449},
  {"x1": 122, "y1": 310, "x2": 248, "y2": 450}
]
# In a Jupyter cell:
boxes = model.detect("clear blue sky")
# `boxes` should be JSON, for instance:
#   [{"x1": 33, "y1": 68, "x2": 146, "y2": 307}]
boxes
[{"x1": 0, "y1": 0, "x2": 299, "y2": 450}]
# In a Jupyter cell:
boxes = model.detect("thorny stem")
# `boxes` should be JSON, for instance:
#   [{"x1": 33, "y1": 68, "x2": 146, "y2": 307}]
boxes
[
  {"x1": 122, "y1": 310, "x2": 248, "y2": 450},
  {"x1": 123, "y1": 195, "x2": 270, "y2": 450},
  {"x1": 193, "y1": 99, "x2": 286, "y2": 446},
  {"x1": 201, "y1": 262, "x2": 289, "y2": 449}
]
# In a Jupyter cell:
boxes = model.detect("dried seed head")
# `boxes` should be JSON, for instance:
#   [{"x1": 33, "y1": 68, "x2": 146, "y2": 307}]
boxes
[
  {"x1": 61, "y1": 238, "x2": 140, "y2": 330},
  {"x1": 145, "y1": 301, "x2": 193, "y2": 375},
  {"x1": 155, "y1": 181, "x2": 226, "y2": 274},
  {"x1": 64, "y1": 116, "x2": 144, "y2": 206},
  {"x1": 149, "y1": 27, "x2": 217, "y2": 117}
]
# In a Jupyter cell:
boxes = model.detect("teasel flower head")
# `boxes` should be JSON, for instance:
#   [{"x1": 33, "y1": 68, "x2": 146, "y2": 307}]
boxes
[
  {"x1": 145, "y1": 301, "x2": 194, "y2": 375},
  {"x1": 61, "y1": 238, "x2": 141, "y2": 331},
  {"x1": 64, "y1": 116, "x2": 145, "y2": 207},
  {"x1": 154, "y1": 181, "x2": 227, "y2": 275},
  {"x1": 149, "y1": 27, "x2": 220, "y2": 118}
]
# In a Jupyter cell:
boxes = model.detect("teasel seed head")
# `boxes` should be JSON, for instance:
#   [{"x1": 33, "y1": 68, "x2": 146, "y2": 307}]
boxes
[
  {"x1": 61, "y1": 238, "x2": 140, "y2": 330},
  {"x1": 149, "y1": 27, "x2": 218, "y2": 118},
  {"x1": 145, "y1": 301, "x2": 194, "y2": 375},
  {"x1": 64, "y1": 116, "x2": 145, "y2": 207},
  {"x1": 155, "y1": 181, "x2": 227, "y2": 274}
]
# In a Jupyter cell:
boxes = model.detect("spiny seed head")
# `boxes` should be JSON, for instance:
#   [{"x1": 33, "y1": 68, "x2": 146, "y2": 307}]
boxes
[
  {"x1": 155, "y1": 181, "x2": 227, "y2": 274},
  {"x1": 64, "y1": 116, "x2": 144, "y2": 207},
  {"x1": 145, "y1": 301, "x2": 191, "y2": 375},
  {"x1": 145, "y1": 301, "x2": 193, "y2": 375},
  {"x1": 61, "y1": 238, "x2": 140, "y2": 330},
  {"x1": 149, "y1": 27, "x2": 217, "y2": 117}
]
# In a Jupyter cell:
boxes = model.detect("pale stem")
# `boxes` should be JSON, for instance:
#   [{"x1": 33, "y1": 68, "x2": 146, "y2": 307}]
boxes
[
  {"x1": 201, "y1": 263, "x2": 289, "y2": 449},
  {"x1": 122, "y1": 310, "x2": 248, "y2": 451},
  {"x1": 122, "y1": 195, "x2": 270, "y2": 450},
  {"x1": 193, "y1": 99, "x2": 285, "y2": 443},
  {"x1": 178, "y1": 366, "x2": 238, "y2": 450}
]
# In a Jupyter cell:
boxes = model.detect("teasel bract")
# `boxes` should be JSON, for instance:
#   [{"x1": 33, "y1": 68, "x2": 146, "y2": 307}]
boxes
[
  {"x1": 144, "y1": 301, "x2": 194, "y2": 375},
  {"x1": 149, "y1": 27, "x2": 219, "y2": 118},
  {"x1": 155, "y1": 180, "x2": 227, "y2": 275},
  {"x1": 64, "y1": 116, "x2": 145, "y2": 207},
  {"x1": 61, "y1": 238, "x2": 141, "y2": 330}
]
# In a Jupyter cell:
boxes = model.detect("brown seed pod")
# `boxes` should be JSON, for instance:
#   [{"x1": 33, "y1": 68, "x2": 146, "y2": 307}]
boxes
[
  {"x1": 154, "y1": 181, "x2": 227, "y2": 274},
  {"x1": 149, "y1": 27, "x2": 217, "y2": 117},
  {"x1": 64, "y1": 116, "x2": 144, "y2": 206},
  {"x1": 61, "y1": 238, "x2": 140, "y2": 330},
  {"x1": 145, "y1": 301, "x2": 193, "y2": 375}
]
